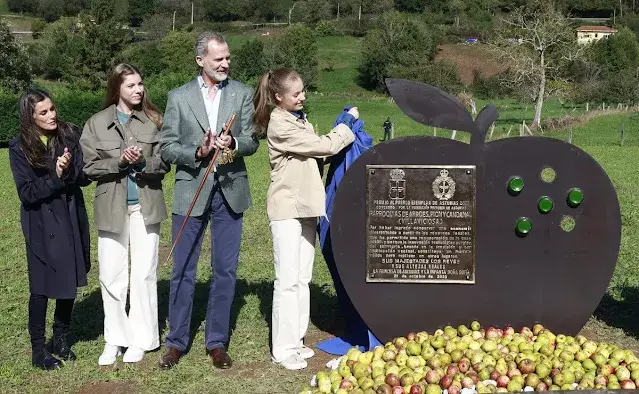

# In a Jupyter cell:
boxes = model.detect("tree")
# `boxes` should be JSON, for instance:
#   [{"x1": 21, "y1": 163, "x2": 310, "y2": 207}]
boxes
[
  {"x1": 358, "y1": 11, "x2": 436, "y2": 91},
  {"x1": 129, "y1": 0, "x2": 158, "y2": 25},
  {"x1": 159, "y1": 31, "x2": 197, "y2": 74},
  {"x1": 0, "y1": 19, "x2": 31, "y2": 92},
  {"x1": 7, "y1": 0, "x2": 38, "y2": 14},
  {"x1": 264, "y1": 24, "x2": 319, "y2": 89},
  {"x1": 291, "y1": 0, "x2": 332, "y2": 23},
  {"x1": 232, "y1": 38, "x2": 266, "y2": 85},
  {"x1": 490, "y1": 4, "x2": 577, "y2": 129},
  {"x1": 590, "y1": 26, "x2": 639, "y2": 76}
]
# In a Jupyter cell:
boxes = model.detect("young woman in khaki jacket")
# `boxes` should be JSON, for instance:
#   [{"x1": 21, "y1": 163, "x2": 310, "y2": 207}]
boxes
[
  {"x1": 80, "y1": 64, "x2": 169, "y2": 366},
  {"x1": 253, "y1": 68, "x2": 358, "y2": 370}
]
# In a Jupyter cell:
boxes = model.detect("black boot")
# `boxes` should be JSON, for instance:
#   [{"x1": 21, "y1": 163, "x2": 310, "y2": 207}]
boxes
[
  {"x1": 32, "y1": 348, "x2": 62, "y2": 371},
  {"x1": 52, "y1": 298, "x2": 76, "y2": 361},
  {"x1": 51, "y1": 333, "x2": 76, "y2": 361},
  {"x1": 29, "y1": 294, "x2": 62, "y2": 370}
]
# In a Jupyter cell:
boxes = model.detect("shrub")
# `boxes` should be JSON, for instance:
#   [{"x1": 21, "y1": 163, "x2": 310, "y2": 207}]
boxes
[
  {"x1": 232, "y1": 38, "x2": 267, "y2": 87},
  {"x1": 264, "y1": 24, "x2": 318, "y2": 90},
  {"x1": 315, "y1": 20, "x2": 339, "y2": 37},
  {"x1": 31, "y1": 19, "x2": 47, "y2": 40},
  {"x1": 159, "y1": 31, "x2": 198, "y2": 75},
  {"x1": 472, "y1": 70, "x2": 515, "y2": 99},
  {"x1": 390, "y1": 60, "x2": 464, "y2": 96},
  {"x1": 118, "y1": 41, "x2": 165, "y2": 76},
  {"x1": 358, "y1": 11, "x2": 436, "y2": 92},
  {"x1": 0, "y1": 19, "x2": 32, "y2": 93}
]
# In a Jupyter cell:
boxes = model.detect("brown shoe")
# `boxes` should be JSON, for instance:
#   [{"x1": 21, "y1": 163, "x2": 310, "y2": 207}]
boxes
[
  {"x1": 159, "y1": 347, "x2": 182, "y2": 370},
  {"x1": 208, "y1": 347, "x2": 232, "y2": 369}
]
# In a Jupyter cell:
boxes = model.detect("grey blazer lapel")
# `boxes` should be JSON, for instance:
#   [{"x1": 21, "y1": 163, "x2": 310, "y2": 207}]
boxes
[
  {"x1": 216, "y1": 80, "x2": 236, "y2": 133},
  {"x1": 185, "y1": 78, "x2": 210, "y2": 132}
]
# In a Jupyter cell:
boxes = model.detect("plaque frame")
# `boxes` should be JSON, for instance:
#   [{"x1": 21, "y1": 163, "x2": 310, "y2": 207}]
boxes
[{"x1": 364, "y1": 164, "x2": 477, "y2": 285}]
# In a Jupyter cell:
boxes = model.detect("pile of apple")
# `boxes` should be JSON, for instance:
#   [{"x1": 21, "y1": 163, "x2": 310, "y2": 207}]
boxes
[{"x1": 299, "y1": 322, "x2": 639, "y2": 394}]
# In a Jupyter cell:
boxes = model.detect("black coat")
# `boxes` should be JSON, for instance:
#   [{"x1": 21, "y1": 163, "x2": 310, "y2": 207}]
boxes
[{"x1": 9, "y1": 129, "x2": 92, "y2": 299}]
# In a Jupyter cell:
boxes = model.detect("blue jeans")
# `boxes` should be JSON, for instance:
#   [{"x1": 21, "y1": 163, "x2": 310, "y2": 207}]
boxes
[{"x1": 165, "y1": 185, "x2": 243, "y2": 352}]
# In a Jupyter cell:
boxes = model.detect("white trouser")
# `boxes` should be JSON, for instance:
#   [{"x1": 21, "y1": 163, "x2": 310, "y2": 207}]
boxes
[
  {"x1": 98, "y1": 204, "x2": 160, "y2": 351},
  {"x1": 270, "y1": 217, "x2": 317, "y2": 362}
]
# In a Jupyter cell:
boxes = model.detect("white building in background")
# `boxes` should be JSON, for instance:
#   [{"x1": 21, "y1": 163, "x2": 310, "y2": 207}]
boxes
[{"x1": 576, "y1": 25, "x2": 617, "y2": 45}]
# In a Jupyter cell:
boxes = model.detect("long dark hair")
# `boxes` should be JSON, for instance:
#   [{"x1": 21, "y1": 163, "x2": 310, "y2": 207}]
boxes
[
  {"x1": 19, "y1": 89, "x2": 76, "y2": 169},
  {"x1": 104, "y1": 63, "x2": 163, "y2": 129},
  {"x1": 252, "y1": 67, "x2": 302, "y2": 138}
]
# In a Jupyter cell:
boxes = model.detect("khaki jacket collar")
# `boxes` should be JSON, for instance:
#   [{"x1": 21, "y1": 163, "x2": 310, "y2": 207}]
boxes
[
  {"x1": 105, "y1": 104, "x2": 149, "y2": 131},
  {"x1": 272, "y1": 106, "x2": 309, "y2": 125}
]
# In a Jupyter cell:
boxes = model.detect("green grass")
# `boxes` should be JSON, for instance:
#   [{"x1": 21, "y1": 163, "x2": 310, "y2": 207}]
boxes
[
  {"x1": 1, "y1": 32, "x2": 639, "y2": 393},
  {"x1": 0, "y1": 0, "x2": 8, "y2": 14},
  {"x1": 0, "y1": 102, "x2": 638, "y2": 393},
  {"x1": 0, "y1": 13, "x2": 37, "y2": 30},
  {"x1": 316, "y1": 36, "x2": 372, "y2": 96}
]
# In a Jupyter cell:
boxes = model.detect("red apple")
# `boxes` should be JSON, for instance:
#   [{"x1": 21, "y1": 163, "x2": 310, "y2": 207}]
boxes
[
  {"x1": 594, "y1": 375, "x2": 608, "y2": 386},
  {"x1": 410, "y1": 385, "x2": 424, "y2": 394},
  {"x1": 376, "y1": 384, "x2": 393, "y2": 394},
  {"x1": 466, "y1": 372, "x2": 479, "y2": 384},
  {"x1": 508, "y1": 369, "x2": 522, "y2": 378},
  {"x1": 425, "y1": 370, "x2": 440, "y2": 384},
  {"x1": 536, "y1": 382, "x2": 548, "y2": 391},
  {"x1": 448, "y1": 385, "x2": 461, "y2": 394},
  {"x1": 462, "y1": 377, "x2": 475, "y2": 389},
  {"x1": 447, "y1": 365, "x2": 459, "y2": 376},
  {"x1": 497, "y1": 375, "x2": 510, "y2": 388},
  {"x1": 392, "y1": 386, "x2": 404, "y2": 394},
  {"x1": 440, "y1": 375, "x2": 453, "y2": 389},
  {"x1": 490, "y1": 371, "x2": 500, "y2": 381},
  {"x1": 486, "y1": 327, "x2": 501, "y2": 339},
  {"x1": 458, "y1": 359, "x2": 470, "y2": 373},
  {"x1": 519, "y1": 359, "x2": 535, "y2": 374},
  {"x1": 621, "y1": 380, "x2": 637, "y2": 389},
  {"x1": 386, "y1": 373, "x2": 400, "y2": 387},
  {"x1": 340, "y1": 379, "x2": 354, "y2": 390}
]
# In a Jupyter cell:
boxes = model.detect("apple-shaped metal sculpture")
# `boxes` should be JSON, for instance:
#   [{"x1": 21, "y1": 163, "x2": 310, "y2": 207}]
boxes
[{"x1": 329, "y1": 79, "x2": 621, "y2": 343}]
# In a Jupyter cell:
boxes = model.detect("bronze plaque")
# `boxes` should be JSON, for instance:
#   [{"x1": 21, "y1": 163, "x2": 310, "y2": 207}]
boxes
[{"x1": 365, "y1": 165, "x2": 476, "y2": 284}]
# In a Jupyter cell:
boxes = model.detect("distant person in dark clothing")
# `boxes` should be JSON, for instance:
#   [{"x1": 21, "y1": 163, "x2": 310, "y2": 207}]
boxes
[{"x1": 382, "y1": 117, "x2": 392, "y2": 141}]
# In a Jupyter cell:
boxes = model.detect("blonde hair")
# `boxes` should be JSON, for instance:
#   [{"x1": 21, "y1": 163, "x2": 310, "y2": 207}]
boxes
[{"x1": 252, "y1": 67, "x2": 302, "y2": 138}]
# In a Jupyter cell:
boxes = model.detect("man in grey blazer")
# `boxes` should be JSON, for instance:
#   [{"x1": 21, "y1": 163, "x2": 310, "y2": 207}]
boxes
[{"x1": 158, "y1": 31, "x2": 259, "y2": 370}]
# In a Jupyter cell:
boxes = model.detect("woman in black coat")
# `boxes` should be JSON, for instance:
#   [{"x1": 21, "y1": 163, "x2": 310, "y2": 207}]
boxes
[{"x1": 9, "y1": 89, "x2": 92, "y2": 370}]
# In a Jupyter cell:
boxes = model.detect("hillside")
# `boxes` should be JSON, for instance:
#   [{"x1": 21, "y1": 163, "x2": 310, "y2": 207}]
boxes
[{"x1": 434, "y1": 43, "x2": 508, "y2": 85}]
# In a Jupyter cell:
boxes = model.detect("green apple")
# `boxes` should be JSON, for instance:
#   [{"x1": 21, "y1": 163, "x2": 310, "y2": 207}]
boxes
[
  {"x1": 430, "y1": 335, "x2": 445, "y2": 350},
  {"x1": 358, "y1": 351, "x2": 374, "y2": 366},
  {"x1": 458, "y1": 325, "x2": 471, "y2": 336},
  {"x1": 406, "y1": 341, "x2": 422, "y2": 357}
]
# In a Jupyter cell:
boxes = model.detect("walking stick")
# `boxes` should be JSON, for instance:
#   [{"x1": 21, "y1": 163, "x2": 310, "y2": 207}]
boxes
[{"x1": 163, "y1": 113, "x2": 236, "y2": 267}]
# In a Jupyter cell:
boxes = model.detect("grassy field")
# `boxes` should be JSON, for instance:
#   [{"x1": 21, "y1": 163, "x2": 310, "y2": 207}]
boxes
[
  {"x1": 0, "y1": 0, "x2": 8, "y2": 13},
  {"x1": 0, "y1": 100, "x2": 637, "y2": 393},
  {"x1": 1, "y1": 31, "x2": 639, "y2": 393}
]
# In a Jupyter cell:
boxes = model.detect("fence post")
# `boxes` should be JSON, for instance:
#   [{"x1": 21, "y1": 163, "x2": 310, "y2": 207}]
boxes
[
  {"x1": 568, "y1": 125, "x2": 573, "y2": 144},
  {"x1": 620, "y1": 123, "x2": 625, "y2": 146}
]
